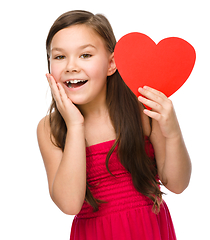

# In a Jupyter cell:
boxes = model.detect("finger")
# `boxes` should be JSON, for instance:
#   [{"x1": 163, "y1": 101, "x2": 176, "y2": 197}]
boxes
[
  {"x1": 46, "y1": 73, "x2": 55, "y2": 88},
  {"x1": 46, "y1": 73, "x2": 51, "y2": 84},
  {"x1": 139, "y1": 86, "x2": 167, "y2": 102},
  {"x1": 138, "y1": 95, "x2": 162, "y2": 112},
  {"x1": 143, "y1": 108, "x2": 161, "y2": 121},
  {"x1": 141, "y1": 86, "x2": 174, "y2": 114},
  {"x1": 57, "y1": 83, "x2": 71, "y2": 105},
  {"x1": 140, "y1": 86, "x2": 167, "y2": 98},
  {"x1": 47, "y1": 75, "x2": 63, "y2": 106}
]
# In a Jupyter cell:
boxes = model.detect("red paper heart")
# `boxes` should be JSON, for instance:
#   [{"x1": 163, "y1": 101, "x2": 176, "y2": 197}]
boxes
[{"x1": 114, "y1": 32, "x2": 196, "y2": 98}]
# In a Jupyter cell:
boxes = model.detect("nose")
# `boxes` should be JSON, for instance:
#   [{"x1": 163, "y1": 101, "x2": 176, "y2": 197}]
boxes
[{"x1": 65, "y1": 58, "x2": 80, "y2": 73}]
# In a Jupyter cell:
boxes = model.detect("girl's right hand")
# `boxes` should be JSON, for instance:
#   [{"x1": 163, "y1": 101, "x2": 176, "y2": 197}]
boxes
[{"x1": 46, "y1": 74, "x2": 84, "y2": 128}]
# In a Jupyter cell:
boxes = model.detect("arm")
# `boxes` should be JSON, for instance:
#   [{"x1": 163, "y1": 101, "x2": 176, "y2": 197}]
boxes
[
  {"x1": 138, "y1": 86, "x2": 192, "y2": 194},
  {"x1": 37, "y1": 75, "x2": 86, "y2": 215}
]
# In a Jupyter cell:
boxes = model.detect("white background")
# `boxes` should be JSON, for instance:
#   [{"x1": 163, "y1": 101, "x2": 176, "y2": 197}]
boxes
[{"x1": 1, "y1": 0, "x2": 209, "y2": 239}]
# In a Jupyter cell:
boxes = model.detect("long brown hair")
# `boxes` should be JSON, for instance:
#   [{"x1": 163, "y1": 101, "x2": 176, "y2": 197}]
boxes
[{"x1": 46, "y1": 10, "x2": 163, "y2": 213}]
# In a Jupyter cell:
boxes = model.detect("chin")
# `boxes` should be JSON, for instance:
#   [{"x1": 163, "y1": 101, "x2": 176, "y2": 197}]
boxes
[{"x1": 69, "y1": 97, "x2": 89, "y2": 106}]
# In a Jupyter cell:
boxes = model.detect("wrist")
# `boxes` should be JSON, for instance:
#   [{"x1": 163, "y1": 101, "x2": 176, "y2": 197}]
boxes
[
  {"x1": 165, "y1": 124, "x2": 182, "y2": 140},
  {"x1": 65, "y1": 124, "x2": 85, "y2": 146},
  {"x1": 66, "y1": 122, "x2": 85, "y2": 132},
  {"x1": 165, "y1": 131, "x2": 183, "y2": 145}
]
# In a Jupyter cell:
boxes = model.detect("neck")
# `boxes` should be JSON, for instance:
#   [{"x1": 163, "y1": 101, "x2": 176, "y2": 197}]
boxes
[{"x1": 77, "y1": 97, "x2": 108, "y2": 120}]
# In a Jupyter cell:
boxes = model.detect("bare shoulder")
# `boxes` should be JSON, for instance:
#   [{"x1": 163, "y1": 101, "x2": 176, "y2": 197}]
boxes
[
  {"x1": 37, "y1": 115, "x2": 50, "y2": 139},
  {"x1": 37, "y1": 115, "x2": 53, "y2": 149},
  {"x1": 37, "y1": 113, "x2": 59, "y2": 149},
  {"x1": 37, "y1": 115, "x2": 63, "y2": 197}
]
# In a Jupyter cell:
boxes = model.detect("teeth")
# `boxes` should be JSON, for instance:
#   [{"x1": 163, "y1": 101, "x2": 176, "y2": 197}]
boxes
[{"x1": 66, "y1": 80, "x2": 86, "y2": 84}]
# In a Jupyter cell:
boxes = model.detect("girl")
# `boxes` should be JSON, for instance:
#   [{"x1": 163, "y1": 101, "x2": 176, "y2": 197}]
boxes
[{"x1": 37, "y1": 10, "x2": 191, "y2": 240}]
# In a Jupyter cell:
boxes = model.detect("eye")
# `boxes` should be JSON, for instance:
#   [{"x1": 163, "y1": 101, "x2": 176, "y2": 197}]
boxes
[
  {"x1": 80, "y1": 54, "x2": 92, "y2": 59},
  {"x1": 54, "y1": 55, "x2": 65, "y2": 60}
]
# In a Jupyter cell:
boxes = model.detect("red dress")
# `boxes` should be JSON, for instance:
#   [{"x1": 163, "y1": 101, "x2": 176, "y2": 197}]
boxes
[{"x1": 70, "y1": 138, "x2": 176, "y2": 240}]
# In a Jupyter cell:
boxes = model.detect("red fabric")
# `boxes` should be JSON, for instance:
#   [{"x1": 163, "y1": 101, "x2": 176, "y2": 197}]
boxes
[{"x1": 70, "y1": 138, "x2": 176, "y2": 240}]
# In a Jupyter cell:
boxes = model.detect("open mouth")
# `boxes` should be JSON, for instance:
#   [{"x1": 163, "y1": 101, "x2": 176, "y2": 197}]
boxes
[{"x1": 65, "y1": 80, "x2": 88, "y2": 88}]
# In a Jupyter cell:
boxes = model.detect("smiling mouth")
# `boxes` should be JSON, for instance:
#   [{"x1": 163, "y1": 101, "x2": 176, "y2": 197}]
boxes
[{"x1": 65, "y1": 80, "x2": 88, "y2": 88}]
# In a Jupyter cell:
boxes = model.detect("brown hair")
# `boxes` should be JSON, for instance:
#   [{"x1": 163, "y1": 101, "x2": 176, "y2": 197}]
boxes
[{"x1": 46, "y1": 10, "x2": 163, "y2": 213}]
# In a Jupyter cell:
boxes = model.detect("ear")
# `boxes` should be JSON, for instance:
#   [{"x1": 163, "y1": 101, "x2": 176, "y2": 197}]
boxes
[{"x1": 107, "y1": 53, "x2": 117, "y2": 76}]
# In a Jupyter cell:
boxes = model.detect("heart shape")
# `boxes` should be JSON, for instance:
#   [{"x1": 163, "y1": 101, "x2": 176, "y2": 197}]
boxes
[{"x1": 114, "y1": 32, "x2": 196, "y2": 98}]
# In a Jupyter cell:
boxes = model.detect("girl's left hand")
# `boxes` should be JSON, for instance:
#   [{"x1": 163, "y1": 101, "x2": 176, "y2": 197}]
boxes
[{"x1": 138, "y1": 86, "x2": 181, "y2": 139}]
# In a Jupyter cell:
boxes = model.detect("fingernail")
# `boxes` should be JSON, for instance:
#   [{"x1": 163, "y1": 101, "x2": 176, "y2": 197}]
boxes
[{"x1": 138, "y1": 96, "x2": 143, "y2": 100}]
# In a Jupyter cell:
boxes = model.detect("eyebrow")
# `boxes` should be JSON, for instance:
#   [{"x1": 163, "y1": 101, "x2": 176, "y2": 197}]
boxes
[
  {"x1": 51, "y1": 47, "x2": 64, "y2": 52},
  {"x1": 51, "y1": 44, "x2": 96, "y2": 52},
  {"x1": 79, "y1": 44, "x2": 97, "y2": 50}
]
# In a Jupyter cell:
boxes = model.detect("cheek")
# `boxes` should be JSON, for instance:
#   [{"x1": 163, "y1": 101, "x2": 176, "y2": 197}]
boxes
[
  {"x1": 87, "y1": 59, "x2": 108, "y2": 79},
  {"x1": 50, "y1": 63, "x2": 62, "y2": 81}
]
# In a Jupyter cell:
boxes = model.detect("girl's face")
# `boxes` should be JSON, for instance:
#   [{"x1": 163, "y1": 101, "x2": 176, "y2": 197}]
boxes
[{"x1": 49, "y1": 24, "x2": 116, "y2": 107}]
